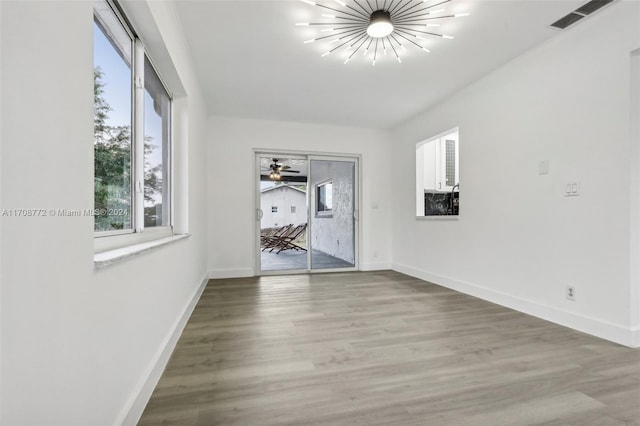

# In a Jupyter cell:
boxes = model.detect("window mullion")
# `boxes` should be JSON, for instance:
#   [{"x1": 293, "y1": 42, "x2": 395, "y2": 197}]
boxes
[{"x1": 134, "y1": 39, "x2": 145, "y2": 233}]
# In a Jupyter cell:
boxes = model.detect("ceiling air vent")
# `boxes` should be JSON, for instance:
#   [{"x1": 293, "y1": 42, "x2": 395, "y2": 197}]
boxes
[
  {"x1": 550, "y1": 0, "x2": 616, "y2": 30},
  {"x1": 551, "y1": 13, "x2": 584, "y2": 29},
  {"x1": 575, "y1": 0, "x2": 615, "y2": 15}
]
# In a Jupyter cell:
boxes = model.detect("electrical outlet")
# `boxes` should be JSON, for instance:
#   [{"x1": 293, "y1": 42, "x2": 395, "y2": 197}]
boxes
[{"x1": 566, "y1": 285, "x2": 576, "y2": 301}]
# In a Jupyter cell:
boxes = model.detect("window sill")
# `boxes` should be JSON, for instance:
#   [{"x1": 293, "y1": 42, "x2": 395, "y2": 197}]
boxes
[
  {"x1": 94, "y1": 233, "x2": 190, "y2": 270},
  {"x1": 416, "y1": 215, "x2": 459, "y2": 221}
]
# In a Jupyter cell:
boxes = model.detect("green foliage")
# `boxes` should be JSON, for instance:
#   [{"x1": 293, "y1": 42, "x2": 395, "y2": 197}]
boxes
[{"x1": 94, "y1": 68, "x2": 162, "y2": 231}]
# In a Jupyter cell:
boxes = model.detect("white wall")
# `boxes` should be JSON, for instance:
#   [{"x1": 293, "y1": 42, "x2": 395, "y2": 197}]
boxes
[
  {"x1": 208, "y1": 116, "x2": 392, "y2": 277},
  {"x1": 632, "y1": 48, "x2": 640, "y2": 346},
  {"x1": 390, "y1": 1, "x2": 640, "y2": 347},
  {"x1": 310, "y1": 160, "x2": 356, "y2": 263},
  {"x1": 0, "y1": 1, "x2": 209, "y2": 424}
]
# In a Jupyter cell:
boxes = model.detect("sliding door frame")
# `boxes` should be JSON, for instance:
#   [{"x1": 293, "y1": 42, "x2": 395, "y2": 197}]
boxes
[{"x1": 254, "y1": 149, "x2": 361, "y2": 276}]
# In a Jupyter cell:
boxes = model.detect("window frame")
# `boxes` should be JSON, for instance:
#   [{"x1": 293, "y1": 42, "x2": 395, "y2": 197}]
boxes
[
  {"x1": 416, "y1": 127, "x2": 460, "y2": 218},
  {"x1": 315, "y1": 180, "x2": 333, "y2": 217},
  {"x1": 93, "y1": 0, "x2": 174, "y2": 252}
]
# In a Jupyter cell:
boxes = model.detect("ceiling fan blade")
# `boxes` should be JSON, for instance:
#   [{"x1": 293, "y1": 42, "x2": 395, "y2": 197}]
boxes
[{"x1": 280, "y1": 170, "x2": 300, "y2": 173}]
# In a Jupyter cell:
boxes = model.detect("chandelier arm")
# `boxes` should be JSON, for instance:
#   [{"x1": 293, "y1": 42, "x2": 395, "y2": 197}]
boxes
[
  {"x1": 390, "y1": 0, "x2": 423, "y2": 17},
  {"x1": 389, "y1": 33, "x2": 401, "y2": 44},
  {"x1": 395, "y1": 27, "x2": 427, "y2": 38},
  {"x1": 387, "y1": 36, "x2": 402, "y2": 62},
  {"x1": 394, "y1": 7, "x2": 436, "y2": 20},
  {"x1": 393, "y1": 1, "x2": 450, "y2": 21},
  {"x1": 373, "y1": 38, "x2": 379, "y2": 64},
  {"x1": 352, "y1": 0, "x2": 371, "y2": 16},
  {"x1": 344, "y1": 4, "x2": 371, "y2": 19},
  {"x1": 316, "y1": 3, "x2": 369, "y2": 20},
  {"x1": 330, "y1": 31, "x2": 368, "y2": 53},
  {"x1": 363, "y1": 37, "x2": 374, "y2": 54},
  {"x1": 423, "y1": 0, "x2": 452, "y2": 9},
  {"x1": 334, "y1": 15, "x2": 369, "y2": 22},
  {"x1": 389, "y1": 33, "x2": 404, "y2": 51},
  {"x1": 394, "y1": 0, "x2": 451, "y2": 19},
  {"x1": 304, "y1": 22, "x2": 368, "y2": 26},
  {"x1": 365, "y1": 0, "x2": 376, "y2": 13},
  {"x1": 388, "y1": 0, "x2": 410, "y2": 14},
  {"x1": 322, "y1": 27, "x2": 368, "y2": 42},
  {"x1": 347, "y1": 32, "x2": 370, "y2": 49},
  {"x1": 395, "y1": 25, "x2": 446, "y2": 37},
  {"x1": 394, "y1": 31, "x2": 425, "y2": 49},
  {"x1": 386, "y1": 0, "x2": 399, "y2": 14},
  {"x1": 394, "y1": 15, "x2": 455, "y2": 24},
  {"x1": 346, "y1": 34, "x2": 370, "y2": 61}
]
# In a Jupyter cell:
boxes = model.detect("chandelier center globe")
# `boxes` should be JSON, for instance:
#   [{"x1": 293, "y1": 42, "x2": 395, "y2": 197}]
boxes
[{"x1": 367, "y1": 10, "x2": 393, "y2": 38}]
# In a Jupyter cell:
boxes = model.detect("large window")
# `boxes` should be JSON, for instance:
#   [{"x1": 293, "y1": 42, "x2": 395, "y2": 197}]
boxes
[
  {"x1": 416, "y1": 129, "x2": 460, "y2": 217},
  {"x1": 93, "y1": 0, "x2": 171, "y2": 237}
]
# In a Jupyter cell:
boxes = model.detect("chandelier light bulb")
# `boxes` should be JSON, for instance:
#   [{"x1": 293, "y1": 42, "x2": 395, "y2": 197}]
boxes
[{"x1": 367, "y1": 11, "x2": 393, "y2": 38}]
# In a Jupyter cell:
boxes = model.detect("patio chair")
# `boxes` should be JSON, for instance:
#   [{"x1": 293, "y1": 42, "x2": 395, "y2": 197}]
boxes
[
  {"x1": 268, "y1": 223, "x2": 308, "y2": 254},
  {"x1": 261, "y1": 224, "x2": 293, "y2": 250}
]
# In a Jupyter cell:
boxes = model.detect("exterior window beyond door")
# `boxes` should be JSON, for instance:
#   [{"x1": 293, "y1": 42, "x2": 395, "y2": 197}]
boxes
[{"x1": 316, "y1": 181, "x2": 333, "y2": 216}]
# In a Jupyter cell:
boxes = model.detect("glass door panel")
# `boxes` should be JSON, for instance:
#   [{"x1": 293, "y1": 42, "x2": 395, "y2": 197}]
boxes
[
  {"x1": 309, "y1": 158, "x2": 356, "y2": 270},
  {"x1": 258, "y1": 155, "x2": 309, "y2": 272}
]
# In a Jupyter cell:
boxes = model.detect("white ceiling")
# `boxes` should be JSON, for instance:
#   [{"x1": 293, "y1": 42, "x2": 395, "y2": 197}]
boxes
[{"x1": 175, "y1": 0, "x2": 585, "y2": 129}]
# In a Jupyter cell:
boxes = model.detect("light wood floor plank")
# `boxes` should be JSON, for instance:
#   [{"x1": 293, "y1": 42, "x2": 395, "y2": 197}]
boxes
[{"x1": 139, "y1": 271, "x2": 640, "y2": 425}]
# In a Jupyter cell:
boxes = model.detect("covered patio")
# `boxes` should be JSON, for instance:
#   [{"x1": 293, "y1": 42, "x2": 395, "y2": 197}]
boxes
[{"x1": 261, "y1": 249, "x2": 354, "y2": 271}]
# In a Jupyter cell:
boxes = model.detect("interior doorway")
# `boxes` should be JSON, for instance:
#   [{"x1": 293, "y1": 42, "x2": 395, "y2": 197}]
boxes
[{"x1": 256, "y1": 153, "x2": 359, "y2": 274}]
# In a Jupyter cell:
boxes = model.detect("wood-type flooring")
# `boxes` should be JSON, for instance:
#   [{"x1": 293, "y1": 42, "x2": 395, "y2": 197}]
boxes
[{"x1": 140, "y1": 271, "x2": 640, "y2": 425}]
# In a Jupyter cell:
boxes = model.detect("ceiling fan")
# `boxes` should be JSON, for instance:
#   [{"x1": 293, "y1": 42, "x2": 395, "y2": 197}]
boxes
[{"x1": 262, "y1": 158, "x2": 300, "y2": 180}]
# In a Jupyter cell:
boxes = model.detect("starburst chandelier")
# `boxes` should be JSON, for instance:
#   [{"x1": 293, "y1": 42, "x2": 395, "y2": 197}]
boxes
[{"x1": 297, "y1": 0, "x2": 469, "y2": 65}]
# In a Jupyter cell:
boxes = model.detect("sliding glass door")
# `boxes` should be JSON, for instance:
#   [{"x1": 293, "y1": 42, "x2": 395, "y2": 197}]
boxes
[{"x1": 256, "y1": 153, "x2": 358, "y2": 274}]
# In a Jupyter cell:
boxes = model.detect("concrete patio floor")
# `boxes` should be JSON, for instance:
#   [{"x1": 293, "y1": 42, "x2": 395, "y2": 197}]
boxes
[{"x1": 260, "y1": 249, "x2": 354, "y2": 271}]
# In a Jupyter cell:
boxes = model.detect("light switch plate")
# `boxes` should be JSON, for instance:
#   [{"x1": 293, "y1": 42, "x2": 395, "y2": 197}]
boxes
[
  {"x1": 538, "y1": 160, "x2": 549, "y2": 175},
  {"x1": 564, "y1": 181, "x2": 580, "y2": 197}
]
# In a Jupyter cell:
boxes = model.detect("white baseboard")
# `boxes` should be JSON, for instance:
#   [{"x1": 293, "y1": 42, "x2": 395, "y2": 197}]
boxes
[
  {"x1": 360, "y1": 261, "x2": 392, "y2": 271},
  {"x1": 392, "y1": 263, "x2": 638, "y2": 348},
  {"x1": 118, "y1": 273, "x2": 209, "y2": 426},
  {"x1": 209, "y1": 268, "x2": 254, "y2": 279},
  {"x1": 632, "y1": 327, "x2": 640, "y2": 348}
]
